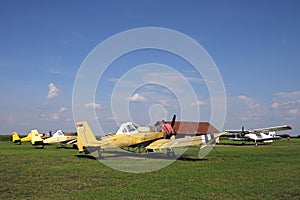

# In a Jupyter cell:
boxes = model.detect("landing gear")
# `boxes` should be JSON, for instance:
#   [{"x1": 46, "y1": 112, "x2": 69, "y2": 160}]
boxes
[
  {"x1": 33, "y1": 141, "x2": 44, "y2": 149},
  {"x1": 166, "y1": 148, "x2": 175, "y2": 157},
  {"x1": 97, "y1": 148, "x2": 103, "y2": 159},
  {"x1": 83, "y1": 146, "x2": 103, "y2": 159}
]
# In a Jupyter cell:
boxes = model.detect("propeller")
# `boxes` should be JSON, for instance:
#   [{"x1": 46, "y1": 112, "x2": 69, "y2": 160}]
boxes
[
  {"x1": 241, "y1": 126, "x2": 245, "y2": 136},
  {"x1": 171, "y1": 114, "x2": 177, "y2": 136},
  {"x1": 161, "y1": 114, "x2": 177, "y2": 138},
  {"x1": 171, "y1": 114, "x2": 176, "y2": 129},
  {"x1": 240, "y1": 126, "x2": 250, "y2": 137}
]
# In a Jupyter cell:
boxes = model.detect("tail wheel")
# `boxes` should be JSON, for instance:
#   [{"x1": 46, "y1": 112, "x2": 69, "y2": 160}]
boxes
[
  {"x1": 166, "y1": 148, "x2": 175, "y2": 157},
  {"x1": 97, "y1": 148, "x2": 103, "y2": 159}
]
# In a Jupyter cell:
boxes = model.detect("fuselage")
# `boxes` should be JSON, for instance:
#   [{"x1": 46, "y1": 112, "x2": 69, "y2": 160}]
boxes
[{"x1": 244, "y1": 131, "x2": 280, "y2": 142}]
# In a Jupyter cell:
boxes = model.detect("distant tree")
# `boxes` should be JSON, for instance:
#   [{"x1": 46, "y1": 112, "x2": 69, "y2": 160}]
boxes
[{"x1": 278, "y1": 134, "x2": 290, "y2": 138}]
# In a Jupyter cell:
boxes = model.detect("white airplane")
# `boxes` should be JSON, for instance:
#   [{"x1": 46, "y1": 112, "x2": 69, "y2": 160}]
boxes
[
  {"x1": 43, "y1": 130, "x2": 77, "y2": 147},
  {"x1": 225, "y1": 125, "x2": 292, "y2": 145}
]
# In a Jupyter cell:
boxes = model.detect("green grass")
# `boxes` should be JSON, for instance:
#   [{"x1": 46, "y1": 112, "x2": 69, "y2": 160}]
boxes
[{"x1": 0, "y1": 138, "x2": 300, "y2": 199}]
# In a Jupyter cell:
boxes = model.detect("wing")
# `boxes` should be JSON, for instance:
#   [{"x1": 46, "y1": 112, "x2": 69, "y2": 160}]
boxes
[
  {"x1": 224, "y1": 130, "x2": 250, "y2": 134},
  {"x1": 146, "y1": 132, "x2": 227, "y2": 152},
  {"x1": 229, "y1": 137, "x2": 247, "y2": 141},
  {"x1": 44, "y1": 136, "x2": 77, "y2": 144},
  {"x1": 66, "y1": 138, "x2": 77, "y2": 144},
  {"x1": 253, "y1": 125, "x2": 292, "y2": 133}
]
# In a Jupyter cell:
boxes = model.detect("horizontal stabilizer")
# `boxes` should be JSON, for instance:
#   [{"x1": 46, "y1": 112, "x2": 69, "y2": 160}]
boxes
[{"x1": 146, "y1": 132, "x2": 227, "y2": 152}]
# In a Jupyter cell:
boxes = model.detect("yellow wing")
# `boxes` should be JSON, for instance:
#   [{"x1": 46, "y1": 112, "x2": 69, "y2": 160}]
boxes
[{"x1": 146, "y1": 132, "x2": 227, "y2": 152}]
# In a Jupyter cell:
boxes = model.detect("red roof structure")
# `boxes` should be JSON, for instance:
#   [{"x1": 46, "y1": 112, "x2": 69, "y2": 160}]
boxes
[{"x1": 166, "y1": 121, "x2": 219, "y2": 136}]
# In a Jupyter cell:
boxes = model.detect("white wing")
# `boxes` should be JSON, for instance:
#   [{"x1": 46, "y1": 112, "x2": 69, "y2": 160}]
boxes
[{"x1": 253, "y1": 125, "x2": 292, "y2": 133}]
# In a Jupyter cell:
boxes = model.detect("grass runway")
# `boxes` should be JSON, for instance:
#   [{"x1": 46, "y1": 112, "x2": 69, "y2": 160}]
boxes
[{"x1": 0, "y1": 138, "x2": 299, "y2": 199}]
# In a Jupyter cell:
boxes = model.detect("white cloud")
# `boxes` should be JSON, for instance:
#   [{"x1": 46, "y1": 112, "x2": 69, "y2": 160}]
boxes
[
  {"x1": 128, "y1": 93, "x2": 147, "y2": 102},
  {"x1": 8, "y1": 115, "x2": 15, "y2": 124},
  {"x1": 51, "y1": 107, "x2": 67, "y2": 120},
  {"x1": 158, "y1": 99, "x2": 171, "y2": 107},
  {"x1": 192, "y1": 100, "x2": 206, "y2": 106},
  {"x1": 237, "y1": 95, "x2": 260, "y2": 109},
  {"x1": 47, "y1": 70, "x2": 65, "y2": 75},
  {"x1": 271, "y1": 91, "x2": 300, "y2": 114},
  {"x1": 47, "y1": 83, "x2": 60, "y2": 99},
  {"x1": 186, "y1": 76, "x2": 204, "y2": 83},
  {"x1": 271, "y1": 102, "x2": 279, "y2": 109},
  {"x1": 84, "y1": 102, "x2": 102, "y2": 109},
  {"x1": 273, "y1": 91, "x2": 300, "y2": 98},
  {"x1": 108, "y1": 66, "x2": 221, "y2": 125},
  {"x1": 268, "y1": 91, "x2": 300, "y2": 133},
  {"x1": 289, "y1": 109, "x2": 298, "y2": 115},
  {"x1": 225, "y1": 95, "x2": 263, "y2": 128},
  {"x1": 237, "y1": 95, "x2": 249, "y2": 100}
]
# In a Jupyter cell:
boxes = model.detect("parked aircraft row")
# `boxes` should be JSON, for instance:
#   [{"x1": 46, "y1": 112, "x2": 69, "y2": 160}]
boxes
[
  {"x1": 225, "y1": 125, "x2": 292, "y2": 145},
  {"x1": 75, "y1": 116, "x2": 227, "y2": 158},
  {"x1": 11, "y1": 115, "x2": 292, "y2": 159},
  {"x1": 12, "y1": 129, "x2": 77, "y2": 148}
]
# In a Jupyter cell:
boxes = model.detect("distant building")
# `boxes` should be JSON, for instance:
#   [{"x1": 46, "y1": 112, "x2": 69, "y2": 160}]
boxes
[
  {"x1": 155, "y1": 121, "x2": 219, "y2": 137},
  {"x1": 170, "y1": 121, "x2": 219, "y2": 137},
  {"x1": 64, "y1": 132, "x2": 77, "y2": 136}
]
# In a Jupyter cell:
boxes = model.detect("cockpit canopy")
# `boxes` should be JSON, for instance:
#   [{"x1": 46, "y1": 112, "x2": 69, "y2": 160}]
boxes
[
  {"x1": 116, "y1": 122, "x2": 161, "y2": 135},
  {"x1": 52, "y1": 130, "x2": 64, "y2": 137},
  {"x1": 116, "y1": 122, "x2": 139, "y2": 135}
]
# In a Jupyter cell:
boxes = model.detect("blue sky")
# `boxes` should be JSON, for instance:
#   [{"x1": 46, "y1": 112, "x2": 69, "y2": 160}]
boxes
[{"x1": 0, "y1": 0, "x2": 299, "y2": 136}]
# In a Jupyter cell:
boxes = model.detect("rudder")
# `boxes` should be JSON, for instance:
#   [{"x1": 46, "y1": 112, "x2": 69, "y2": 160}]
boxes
[
  {"x1": 76, "y1": 121, "x2": 98, "y2": 146},
  {"x1": 30, "y1": 129, "x2": 44, "y2": 147},
  {"x1": 12, "y1": 132, "x2": 21, "y2": 143}
]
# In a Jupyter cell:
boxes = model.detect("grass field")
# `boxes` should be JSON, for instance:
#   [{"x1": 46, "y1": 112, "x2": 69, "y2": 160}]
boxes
[{"x1": 0, "y1": 138, "x2": 299, "y2": 199}]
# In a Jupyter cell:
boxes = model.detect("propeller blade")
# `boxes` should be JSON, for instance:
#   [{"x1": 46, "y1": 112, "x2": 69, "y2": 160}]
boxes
[{"x1": 171, "y1": 115, "x2": 176, "y2": 128}]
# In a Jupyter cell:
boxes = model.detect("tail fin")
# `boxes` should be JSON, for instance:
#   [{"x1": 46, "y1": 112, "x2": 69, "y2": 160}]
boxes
[
  {"x1": 76, "y1": 135, "x2": 84, "y2": 152},
  {"x1": 76, "y1": 121, "x2": 98, "y2": 146},
  {"x1": 12, "y1": 132, "x2": 21, "y2": 143},
  {"x1": 76, "y1": 121, "x2": 99, "y2": 154},
  {"x1": 30, "y1": 129, "x2": 44, "y2": 146}
]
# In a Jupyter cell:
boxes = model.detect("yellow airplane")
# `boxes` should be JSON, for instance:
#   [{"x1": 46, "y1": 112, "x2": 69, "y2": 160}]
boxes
[
  {"x1": 30, "y1": 129, "x2": 45, "y2": 147},
  {"x1": 12, "y1": 130, "x2": 47, "y2": 145},
  {"x1": 12, "y1": 132, "x2": 31, "y2": 143},
  {"x1": 75, "y1": 118, "x2": 227, "y2": 158},
  {"x1": 42, "y1": 130, "x2": 77, "y2": 148}
]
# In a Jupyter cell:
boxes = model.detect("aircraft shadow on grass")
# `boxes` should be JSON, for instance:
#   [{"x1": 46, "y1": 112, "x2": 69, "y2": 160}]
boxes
[
  {"x1": 220, "y1": 142, "x2": 269, "y2": 146},
  {"x1": 75, "y1": 150, "x2": 208, "y2": 162}
]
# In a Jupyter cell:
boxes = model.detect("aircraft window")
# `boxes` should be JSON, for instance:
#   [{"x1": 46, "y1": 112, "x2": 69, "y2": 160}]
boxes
[
  {"x1": 122, "y1": 128, "x2": 127, "y2": 133},
  {"x1": 132, "y1": 124, "x2": 138, "y2": 129},
  {"x1": 127, "y1": 125, "x2": 136, "y2": 132}
]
